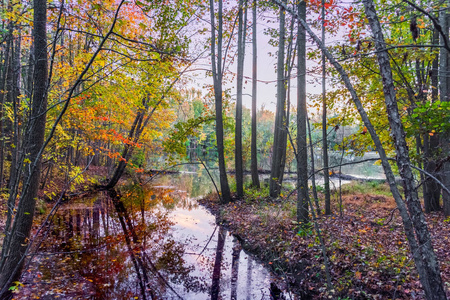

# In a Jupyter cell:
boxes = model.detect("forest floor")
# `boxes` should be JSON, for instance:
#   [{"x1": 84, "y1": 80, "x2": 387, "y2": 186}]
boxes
[{"x1": 199, "y1": 181, "x2": 450, "y2": 299}]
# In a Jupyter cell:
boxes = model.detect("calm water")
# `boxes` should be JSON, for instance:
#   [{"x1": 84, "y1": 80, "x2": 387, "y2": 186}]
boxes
[{"x1": 19, "y1": 170, "x2": 282, "y2": 299}]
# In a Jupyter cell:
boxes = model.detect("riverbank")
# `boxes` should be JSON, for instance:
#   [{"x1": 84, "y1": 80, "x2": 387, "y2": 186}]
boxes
[{"x1": 199, "y1": 181, "x2": 450, "y2": 299}]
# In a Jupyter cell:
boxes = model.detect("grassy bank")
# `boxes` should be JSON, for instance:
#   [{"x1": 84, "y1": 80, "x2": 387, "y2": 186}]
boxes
[{"x1": 199, "y1": 181, "x2": 450, "y2": 299}]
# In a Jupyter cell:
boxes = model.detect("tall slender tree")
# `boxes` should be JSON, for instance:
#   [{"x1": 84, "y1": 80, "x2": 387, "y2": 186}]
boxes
[
  {"x1": 251, "y1": 0, "x2": 260, "y2": 188},
  {"x1": 235, "y1": 0, "x2": 247, "y2": 198},
  {"x1": 440, "y1": 1, "x2": 450, "y2": 217},
  {"x1": 423, "y1": 28, "x2": 441, "y2": 212},
  {"x1": 270, "y1": 0, "x2": 287, "y2": 198},
  {"x1": 296, "y1": 0, "x2": 309, "y2": 224},
  {"x1": 210, "y1": 0, "x2": 231, "y2": 203},
  {"x1": 0, "y1": 0, "x2": 48, "y2": 294},
  {"x1": 321, "y1": 0, "x2": 331, "y2": 215}
]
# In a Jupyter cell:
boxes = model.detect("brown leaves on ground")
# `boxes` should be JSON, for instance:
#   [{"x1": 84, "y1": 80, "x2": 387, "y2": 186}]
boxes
[{"x1": 199, "y1": 184, "x2": 450, "y2": 299}]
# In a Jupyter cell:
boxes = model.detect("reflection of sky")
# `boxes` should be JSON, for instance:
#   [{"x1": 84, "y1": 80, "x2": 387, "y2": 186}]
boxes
[
  {"x1": 26, "y1": 172, "x2": 285, "y2": 299},
  {"x1": 150, "y1": 173, "x2": 278, "y2": 299}
]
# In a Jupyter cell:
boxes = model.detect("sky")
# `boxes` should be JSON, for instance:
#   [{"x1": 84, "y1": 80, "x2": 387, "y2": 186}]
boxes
[{"x1": 187, "y1": 4, "x2": 330, "y2": 113}]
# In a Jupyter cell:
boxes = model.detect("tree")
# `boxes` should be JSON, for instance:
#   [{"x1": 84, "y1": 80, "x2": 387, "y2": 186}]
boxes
[
  {"x1": 321, "y1": 0, "x2": 331, "y2": 215},
  {"x1": 251, "y1": 0, "x2": 260, "y2": 188},
  {"x1": 235, "y1": 0, "x2": 247, "y2": 198},
  {"x1": 362, "y1": 0, "x2": 446, "y2": 296},
  {"x1": 270, "y1": 0, "x2": 288, "y2": 198},
  {"x1": 422, "y1": 27, "x2": 441, "y2": 213},
  {"x1": 296, "y1": 0, "x2": 309, "y2": 224},
  {"x1": 210, "y1": 0, "x2": 232, "y2": 203},
  {"x1": 0, "y1": 0, "x2": 48, "y2": 294},
  {"x1": 440, "y1": 2, "x2": 450, "y2": 217}
]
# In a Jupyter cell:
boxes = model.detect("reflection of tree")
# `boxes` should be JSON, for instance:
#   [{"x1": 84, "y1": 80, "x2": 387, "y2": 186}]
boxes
[
  {"x1": 246, "y1": 259, "x2": 252, "y2": 300},
  {"x1": 110, "y1": 190, "x2": 152, "y2": 300},
  {"x1": 230, "y1": 240, "x2": 241, "y2": 300},
  {"x1": 211, "y1": 226, "x2": 226, "y2": 300},
  {"x1": 33, "y1": 187, "x2": 205, "y2": 298},
  {"x1": 111, "y1": 189, "x2": 204, "y2": 298}
]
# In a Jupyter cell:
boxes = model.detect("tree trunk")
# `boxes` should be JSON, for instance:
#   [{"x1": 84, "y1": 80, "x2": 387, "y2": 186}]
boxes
[
  {"x1": 0, "y1": 0, "x2": 48, "y2": 295},
  {"x1": 269, "y1": 0, "x2": 287, "y2": 198},
  {"x1": 210, "y1": 0, "x2": 231, "y2": 203},
  {"x1": 296, "y1": 0, "x2": 309, "y2": 224},
  {"x1": 421, "y1": 36, "x2": 441, "y2": 212},
  {"x1": 0, "y1": 31, "x2": 11, "y2": 190},
  {"x1": 440, "y1": 1, "x2": 450, "y2": 217},
  {"x1": 362, "y1": 0, "x2": 446, "y2": 297},
  {"x1": 321, "y1": 0, "x2": 331, "y2": 215},
  {"x1": 251, "y1": 0, "x2": 260, "y2": 188},
  {"x1": 308, "y1": 116, "x2": 320, "y2": 213},
  {"x1": 235, "y1": 0, "x2": 247, "y2": 198},
  {"x1": 105, "y1": 110, "x2": 144, "y2": 189},
  {"x1": 9, "y1": 33, "x2": 22, "y2": 195}
]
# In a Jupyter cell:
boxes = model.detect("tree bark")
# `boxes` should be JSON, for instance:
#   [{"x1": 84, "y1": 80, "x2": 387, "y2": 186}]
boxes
[
  {"x1": 235, "y1": 0, "x2": 247, "y2": 198},
  {"x1": 210, "y1": 0, "x2": 231, "y2": 203},
  {"x1": 296, "y1": 0, "x2": 309, "y2": 224},
  {"x1": 251, "y1": 0, "x2": 260, "y2": 188},
  {"x1": 423, "y1": 33, "x2": 441, "y2": 212},
  {"x1": 440, "y1": 1, "x2": 450, "y2": 217},
  {"x1": 0, "y1": 31, "x2": 12, "y2": 190},
  {"x1": 0, "y1": 0, "x2": 48, "y2": 295},
  {"x1": 321, "y1": 0, "x2": 331, "y2": 215},
  {"x1": 269, "y1": 0, "x2": 287, "y2": 198},
  {"x1": 308, "y1": 117, "x2": 320, "y2": 213}
]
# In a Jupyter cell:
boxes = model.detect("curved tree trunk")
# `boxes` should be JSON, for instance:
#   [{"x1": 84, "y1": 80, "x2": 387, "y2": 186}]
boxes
[{"x1": 362, "y1": 1, "x2": 446, "y2": 298}]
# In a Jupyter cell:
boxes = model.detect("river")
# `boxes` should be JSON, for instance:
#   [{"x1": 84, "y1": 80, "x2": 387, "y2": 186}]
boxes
[{"x1": 18, "y1": 169, "x2": 284, "y2": 299}]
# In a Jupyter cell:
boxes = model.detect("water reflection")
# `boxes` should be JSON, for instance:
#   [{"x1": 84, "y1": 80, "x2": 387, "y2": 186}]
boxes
[{"x1": 21, "y1": 170, "x2": 280, "y2": 299}]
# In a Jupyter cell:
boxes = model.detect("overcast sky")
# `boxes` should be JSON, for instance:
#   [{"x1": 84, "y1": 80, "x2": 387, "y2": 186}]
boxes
[{"x1": 188, "y1": 6, "x2": 330, "y2": 113}]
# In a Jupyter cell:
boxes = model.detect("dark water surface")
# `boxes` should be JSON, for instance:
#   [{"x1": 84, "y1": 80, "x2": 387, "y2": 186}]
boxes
[{"x1": 19, "y1": 170, "x2": 283, "y2": 299}]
